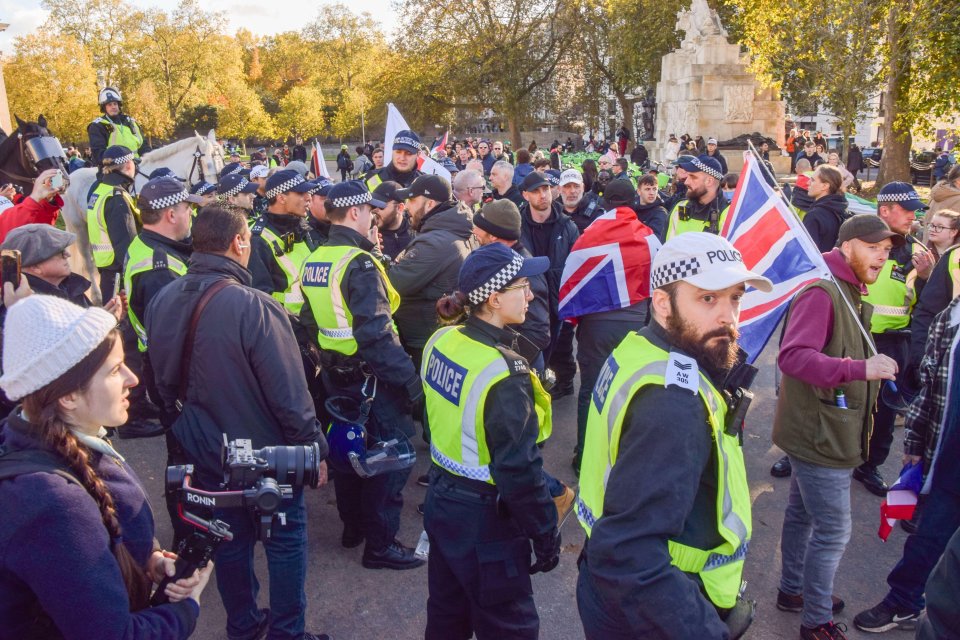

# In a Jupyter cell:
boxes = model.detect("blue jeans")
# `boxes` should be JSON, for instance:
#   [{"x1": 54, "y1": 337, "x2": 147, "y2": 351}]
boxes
[
  {"x1": 884, "y1": 484, "x2": 960, "y2": 613},
  {"x1": 214, "y1": 488, "x2": 308, "y2": 640},
  {"x1": 779, "y1": 457, "x2": 853, "y2": 628}
]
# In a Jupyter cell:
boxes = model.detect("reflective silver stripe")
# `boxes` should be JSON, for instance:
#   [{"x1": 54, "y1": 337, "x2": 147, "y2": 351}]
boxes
[
  {"x1": 872, "y1": 304, "x2": 910, "y2": 317},
  {"x1": 318, "y1": 326, "x2": 353, "y2": 339},
  {"x1": 461, "y1": 358, "x2": 509, "y2": 467},
  {"x1": 421, "y1": 326, "x2": 458, "y2": 379},
  {"x1": 92, "y1": 243, "x2": 113, "y2": 253},
  {"x1": 604, "y1": 362, "x2": 669, "y2": 440},
  {"x1": 261, "y1": 227, "x2": 310, "y2": 301},
  {"x1": 431, "y1": 443, "x2": 491, "y2": 482},
  {"x1": 326, "y1": 248, "x2": 364, "y2": 329}
]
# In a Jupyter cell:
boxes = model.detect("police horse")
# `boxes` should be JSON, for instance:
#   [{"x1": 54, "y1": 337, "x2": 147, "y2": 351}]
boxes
[
  {"x1": 61, "y1": 130, "x2": 225, "y2": 301},
  {"x1": 0, "y1": 115, "x2": 71, "y2": 194}
]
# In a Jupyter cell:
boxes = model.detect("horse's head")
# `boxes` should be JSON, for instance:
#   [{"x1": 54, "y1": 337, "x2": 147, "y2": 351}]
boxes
[
  {"x1": 201, "y1": 130, "x2": 225, "y2": 182},
  {"x1": 0, "y1": 115, "x2": 70, "y2": 191}
]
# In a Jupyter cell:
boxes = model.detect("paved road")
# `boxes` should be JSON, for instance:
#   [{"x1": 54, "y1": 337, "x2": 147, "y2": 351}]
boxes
[{"x1": 121, "y1": 337, "x2": 911, "y2": 639}]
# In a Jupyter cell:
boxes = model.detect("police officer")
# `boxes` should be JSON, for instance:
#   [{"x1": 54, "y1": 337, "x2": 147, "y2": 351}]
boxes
[
  {"x1": 365, "y1": 130, "x2": 424, "y2": 191},
  {"x1": 298, "y1": 180, "x2": 425, "y2": 569},
  {"x1": 249, "y1": 164, "x2": 271, "y2": 217},
  {"x1": 87, "y1": 145, "x2": 139, "y2": 301},
  {"x1": 125, "y1": 176, "x2": 200, "y2": 545},
  {"x1": 248, "y1": 169, "x2": 320, "y2": 314},
  {"x1": 665, "y1": 154, "x2": 728, "y2": 240},
  {"x1": 423, "y1": 243, "x2": 560, "y2": 639},
  {"x1": 306, "y1": 178, "x2": 334, "y2": 245},
  {"x1": 577, "y1": 233, "x2": 766, "y2": 639},
  {"x1": 216, "y1": 173, "x2": 260, "y2": 219},
  {"x1": 88, "y1": 87, "x2": 146, "y2": 166}
]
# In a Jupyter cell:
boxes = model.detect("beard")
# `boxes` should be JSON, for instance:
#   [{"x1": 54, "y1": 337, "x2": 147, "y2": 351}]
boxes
[
  {"x1": 848, "y1": 250, "x2": 880, "y2": 284},
  {"x1": 665, "y1": 301, "x2": 740, "y2": 373}
]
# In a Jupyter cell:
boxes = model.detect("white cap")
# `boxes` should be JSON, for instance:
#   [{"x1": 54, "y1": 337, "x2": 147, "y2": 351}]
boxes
[
  {"x1": 0, "y1": 295, "x2": 118, "y2": 401},
  {"x1": 559, "y1": 169, "x2": 583, "y2": 186},
  {"x1": 707, "y1": 138, "x2": 718, "y2": 145},
  {"x1": 249, "y1": 164, "x2": 269, "y2": 179},
  {"x1": 651, "y1": 232, "x2": 772, "y2": 293}
]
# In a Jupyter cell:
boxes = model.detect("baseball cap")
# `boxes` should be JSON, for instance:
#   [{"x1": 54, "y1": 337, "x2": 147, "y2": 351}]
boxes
[
  {"x1": 395, "y1": 174, "x2": 452, "y2": 202},
  {"x1": 559, "y1": 169, "x2": 583, "y2": 186},
  {"x1": 458, "y1": 243, "x2": 549, "y2": 305},
  {"x1": 520, "y1": 172, "x2": 550, "y2": 192},
  {"x1": 601, "y1": 180, "x2": 635, "y2": 208},
  {"x1": 676, "y1": 155, "x2": 724, "y2": 180},
  {"x1": 102, "y1": 145, "x2": 133, "y2": 167},
  {"x1": 148, "y1": 167, "x2": 181, "y2": 181},
  {"x1": 219, "y1": 162, "x2": 248, "y2": 179},
  {"x1": 1, "y1": 224, "x2": 76, "y2": 266},
  {"x1": 877, "y1": 182, "x2": 929, "y2": 212},
  {"x1": 249, "y1": 164, "x2": 269, "y2": 180},
  {"x1": 189, "y1": 181, "x2": 216, "y2": 196},
  {"x1": 651, "y1": 232, "x2": 773, "y2": 292},
  {"x1": 837, "y1": 214, "x2": 906, "y2": 246},
  {"x1": 327, "y1": 180, "x2": 386, "y2": 209},
  {"x1": 216, "y1": 173, "x2": 259, "y2": 197},
  {"x1": 707, "y1": 138, "x2": 718, "y2": 145},
  {"x1": 139, "y1": 176, "x2": 203, "y2": 211},
  {"x1": 371, "y1": 180, "x2": 405, "y2": 204}
]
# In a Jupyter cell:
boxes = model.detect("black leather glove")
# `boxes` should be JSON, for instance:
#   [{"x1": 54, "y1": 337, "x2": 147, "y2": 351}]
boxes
[{"x1": 529, "y1": 529, "x2": 561, "y2": 575}]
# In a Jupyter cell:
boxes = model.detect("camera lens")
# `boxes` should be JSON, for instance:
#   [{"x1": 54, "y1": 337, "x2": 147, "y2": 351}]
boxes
[{"x1": 256, "y1": 443, "x2": 321, "y2": 489}]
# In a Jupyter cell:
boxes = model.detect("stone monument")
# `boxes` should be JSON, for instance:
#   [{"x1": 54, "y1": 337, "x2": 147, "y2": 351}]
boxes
[{"x1": 653, "y1": 0, "x2": 785, "y2": 159}]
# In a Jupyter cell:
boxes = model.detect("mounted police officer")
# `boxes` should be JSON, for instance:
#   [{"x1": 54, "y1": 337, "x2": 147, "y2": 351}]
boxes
[
  {"x1": 299, "y1": 180, "x2": 425, "y2": 569},
  {"x1": 577, "y1": 233, "x2": 765, "y2": 639},
  {"x1": 125, "y1": 176, "x2": 200, "y2": 544},
  {"x1": 423, "y1": 243, "x2": 560, "y2": 639},
  {"x1": 248, "y1": 169, "x2": 321, "y2": 314},
  {"x1": 88, "y1": 87, "x2": 146, "y2": 166},
  {"x1": 87, "y1": 145, "x2": 139, "y2": 301},
  {"x1": 365, "y1": 130, "x2": 424, "y2": 191},
  {"x1": 665, "y1": 154, "x2": 728, "y2": 240}
]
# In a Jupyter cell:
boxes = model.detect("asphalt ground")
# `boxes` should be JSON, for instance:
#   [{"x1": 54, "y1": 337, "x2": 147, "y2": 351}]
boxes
[{"x1": 119, "y1": 335, "x2": 912, "y2": 640}]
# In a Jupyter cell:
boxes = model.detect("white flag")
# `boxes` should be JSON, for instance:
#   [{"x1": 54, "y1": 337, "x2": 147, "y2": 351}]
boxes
[
  {"x1": 312, "y1": 140, "x2": 331, "y2": 179},
  {"x1": 383, "y1": 103, "x2": 451, "y2": 182}
]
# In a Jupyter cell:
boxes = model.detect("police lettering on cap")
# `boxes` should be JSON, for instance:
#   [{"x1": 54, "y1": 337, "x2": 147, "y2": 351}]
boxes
[
  {"x1": 559, "y1": 169, "x2": 583, "y2": 186},
  {"x1": 190, "y1": 181, "x2": 216, "y2": 196},
  {"x1": 877, "y1": 181, "x2": 929, "y2": 212},
  {"x1": 395, "y1": 175, "x2": 452, "y2": 202},
  {"x1": 102, "y1": 145, "x2": 134, "y2": 167},
  {"x1": 458, "y1": 243, "x2": 550, "y2": 305},
  {"x1": 249, "y1": 164, "x2": 269, "y2": 180},
  {"x1": 140, "y1": 176, "x2": 203, "y2": 211},
  {"x1": 521, "y1": 171, "x2": 550, "y2": 192},
  {"x1": 327, "y1": 180, "x2": 387, "y2": 209},
  {"x1": 264, "y1": 169, "x2": 314, "y2": 199},
  {"x1": 392, "y1": 129, "x2": 422, "y2": 153},
  {"x1": 651, "y1": 232, "x2": 772, "y2": 293},
  {"x1": 676, "y1": 154, "x2": 724, "y2": 181},
  {"x1": 1, "y1": 223, "x2": 76, "y2": 267},
  {"x1": 216, "y1": 173, "x2": 260, "y2": 197}
]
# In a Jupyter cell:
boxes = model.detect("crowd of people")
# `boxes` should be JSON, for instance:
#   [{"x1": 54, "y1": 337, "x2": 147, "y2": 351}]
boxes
[{"x1": 0, "y1": 86, "x2": 959, "y2": 640}]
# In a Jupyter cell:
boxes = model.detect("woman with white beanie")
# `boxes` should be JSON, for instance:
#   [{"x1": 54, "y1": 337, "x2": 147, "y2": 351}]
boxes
[{"x1": 0, "y1": 294, "x2": 211, "y2": 639}]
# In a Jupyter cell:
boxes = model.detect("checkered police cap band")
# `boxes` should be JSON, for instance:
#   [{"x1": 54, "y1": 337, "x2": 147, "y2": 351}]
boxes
[
  {"x1": 147, "y1": 190, "x2": 188, "y2": 211},
  {"x1": 877, "y1": 191, "x2": 921, "y2": 203},
  {"x1": 224, "y1": 164, "x2": 243, "y2": 177},
  {"x1": 691, "y1": 157, "x2": 724, "y2": 180},
  {"x1": 329, "y1": 191, "x2": 372, "y2": 209},
  {"x1": 265, "y1": 174, "x2": 306, "y2": 199},
  {"x1": 651, "y1": 257, "x2": 702, "y2": 289},
  {"x1": 195, "y1": 183, "x2": 215, "y2": 195},
  {"x1": 223, "y1": 178, "x2": 252, "y2": 198},
  {"x1": 394, "y1": 136, "x2": 421, "y2": 150},
  {"x1": 106, "y1": 152, "x2": 134, "y2": 166},
  {"x1": 467, "y1": 253, "x2": 524, "y2": 305}
]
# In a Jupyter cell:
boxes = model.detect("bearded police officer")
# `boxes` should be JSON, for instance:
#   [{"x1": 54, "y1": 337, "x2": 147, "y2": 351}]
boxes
[
  {"x1": 88, "y1": 87, "x2": 146, "y2": 166},
  {"x1": 665, "y1": 155, "x2": 729, "y2": 240},
  {"x1": 577, "y1": 233, "x2": 767, "y2": 639},
  {"x1": 87, "y1": 145, "x2": 139, "y2": 301},
  {"x1": 248, "y1": 169, "x2": 321, "y2": 314},
  {"x1": 299, "y1": 180, "x2": 425, "y2": 569},
  {"x1": 365, "y1": 130, "x2": 424, "y2": 191}
]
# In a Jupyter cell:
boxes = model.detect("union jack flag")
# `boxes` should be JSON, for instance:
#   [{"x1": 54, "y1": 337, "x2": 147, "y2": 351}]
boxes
[
  {"x1": 558, "y1": 206, "x2": 661, "y2": 322},
  {"x1": 431, "y1": 131, "x2": 449, "y2": 156},
  {"x1": 721, "y1": 154, "x2": 831, "y2": 363}
]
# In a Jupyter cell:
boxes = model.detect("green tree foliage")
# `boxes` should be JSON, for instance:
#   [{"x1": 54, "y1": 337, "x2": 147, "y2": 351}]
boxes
[{"x1": 276, "y1": 85, "x2": 327, "y2": 139}]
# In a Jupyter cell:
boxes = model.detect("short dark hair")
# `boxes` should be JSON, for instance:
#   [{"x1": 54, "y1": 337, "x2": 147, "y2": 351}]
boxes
[
  {"x1": 615, "y1": 158, "x2": 629, "y2": 170},
  {"x1": 637, "y1": 174, "x2": 657, "y2": 188},
  {"x1": 721, "y1": 173, "x2": 739, "y2": 189},
  {"x1": 516, "y1": 149, "x2": 531, "y2": 164},
  {"x1": 192, "y1": 205, "x2": 248, "y2": 253},
  {"x1": 533, "y1": 158, "x2": 551, "y2": 169},
  {"x1": 324, "y1": 200, "x2": 360, "y2": 222}
]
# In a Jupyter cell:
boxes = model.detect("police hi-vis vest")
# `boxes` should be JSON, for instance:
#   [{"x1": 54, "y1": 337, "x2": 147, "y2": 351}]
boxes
[
  {"x1": 301, "y1": 245, "x2": 400, "y2": 355},
  {"x1": 87, "y1": 181, "x2": 140, "y2": 268},
  {"x1": 92, "y1": 115, "x2": 144, "y2": 156},
  {"x1": 122, "y1": 235, "x2": 187, "y2": 352},
  {"x1": 576, "y1": 332, "x2": 751, "y2": 609},
  {"x1": 422, "y1": 325, "x2": 552, "y2": 484},
  {"x1": 365, "y1": 172, "x2": 383, "y2": 193},
  {"x1": 250, "y1": 217, "x2": 313, "y2": 314},
  {"x1": 863, "y1": 239, "x2": 923, "y2": 333},
  {"x1": 666, "y1": 199, "x2": 730, "y2": 240}
]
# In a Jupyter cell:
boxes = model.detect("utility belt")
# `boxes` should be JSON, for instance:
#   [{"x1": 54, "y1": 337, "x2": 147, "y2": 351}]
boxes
[
  {"x1": 319, "y1": 350, "x2": 370, "y2": 386},
  {"x1": 429, "y1": 465, "x2": 499, "y2": 500}
]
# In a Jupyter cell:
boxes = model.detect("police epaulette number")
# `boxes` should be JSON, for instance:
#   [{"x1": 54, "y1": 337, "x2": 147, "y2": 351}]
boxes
[
  {"x1": 494, "y1": 345, "x2": 529, "y2": 375},
  {"x1": 250, "y1": 218, "x2": 266, "y2": 234}
]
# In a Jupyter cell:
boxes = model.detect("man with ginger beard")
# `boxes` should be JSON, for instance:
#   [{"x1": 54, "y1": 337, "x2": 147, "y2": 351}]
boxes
[
  {"x1": 577, "y1": 232, "x2": 766, "y2": 639},
  {"x1": 772, "y1": 215, "x2": 902, "y2": 640}
]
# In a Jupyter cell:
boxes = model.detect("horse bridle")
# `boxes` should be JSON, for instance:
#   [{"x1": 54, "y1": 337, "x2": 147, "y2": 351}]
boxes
[
  {"x1": 0, "y1": 133, "x2": 60, "y2": 184},
  {"x1": 187, "y1": 142, "x2": 225, "y2": 185}
]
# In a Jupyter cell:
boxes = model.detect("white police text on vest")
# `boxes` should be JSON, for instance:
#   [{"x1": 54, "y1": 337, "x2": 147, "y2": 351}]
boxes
[
  {"x1": 426, "y1": 351, "x2": 467, "y2": 404},
  {"x1": 302, "y1": 262, "x2": 333, "y2": 287}
]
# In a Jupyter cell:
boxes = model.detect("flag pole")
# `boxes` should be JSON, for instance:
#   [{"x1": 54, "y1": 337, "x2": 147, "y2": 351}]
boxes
[{"x1": 745, "y1": 139, "x2": 878, "y2": 357}]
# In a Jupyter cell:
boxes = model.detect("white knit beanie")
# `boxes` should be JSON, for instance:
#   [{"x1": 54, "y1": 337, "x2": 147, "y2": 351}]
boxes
[{"x1": 0, "y1": 295, "x2": 118, "y2": 401}]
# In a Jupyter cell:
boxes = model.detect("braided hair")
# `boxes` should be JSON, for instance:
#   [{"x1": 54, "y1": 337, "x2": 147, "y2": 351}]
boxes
[{"x1": 19, "y1": 330, "x2": 150, "y2": 611}]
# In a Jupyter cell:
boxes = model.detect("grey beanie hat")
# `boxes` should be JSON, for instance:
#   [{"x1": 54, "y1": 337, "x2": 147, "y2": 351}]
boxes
[{"x1": 474, "y1": 199, "x2": 522, "y2": 241}]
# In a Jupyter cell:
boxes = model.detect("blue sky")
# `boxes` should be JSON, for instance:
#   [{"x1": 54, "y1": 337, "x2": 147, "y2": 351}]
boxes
[{"x1": 0, "y1": 0, "x2": 400, "y2": 53}]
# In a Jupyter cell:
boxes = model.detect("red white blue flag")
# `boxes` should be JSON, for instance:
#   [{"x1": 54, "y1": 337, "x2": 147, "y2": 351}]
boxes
[
  {"x1": 878, "y1": 462, "x2": 922, "y2": 541},
  {"x1": 431, "y1": 131, "x2": 449, "y2": 156},
  {"x1": 721, "y1": 154, "x2": 831, "y2": 363},
  {"x1": 558, "y1": 206, "x2": 661, "y2": 322}
]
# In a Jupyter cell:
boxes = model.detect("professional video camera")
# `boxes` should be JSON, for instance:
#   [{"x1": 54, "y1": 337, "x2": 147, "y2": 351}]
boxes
[{"x1": 150, "y1": 437, "x2": 322, "y2": 606}]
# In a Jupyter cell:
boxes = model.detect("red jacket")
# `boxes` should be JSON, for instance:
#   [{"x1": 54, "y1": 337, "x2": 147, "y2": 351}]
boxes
[{"x1": 0, "y1": 195, "x2": 62, "y2": 243}]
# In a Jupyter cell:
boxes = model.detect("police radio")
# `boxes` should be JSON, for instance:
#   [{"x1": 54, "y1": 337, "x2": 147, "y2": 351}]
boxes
[{"x1": 722, "y1": 360, "x2": 759, "y2": 445}]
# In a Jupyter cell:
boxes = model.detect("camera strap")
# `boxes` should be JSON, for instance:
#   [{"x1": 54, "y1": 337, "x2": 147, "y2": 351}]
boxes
[
  {"x1": 0, "y1": 448, "x2": 81, "y2": 487},
  {"x1": 177, "y1": 279, "x2": 236, "y2": 411}
]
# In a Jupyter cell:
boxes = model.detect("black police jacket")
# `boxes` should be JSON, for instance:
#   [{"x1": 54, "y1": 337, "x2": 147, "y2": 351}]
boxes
[
  {"x1": 87, "y1": 113, "x2": 147, "y2": 165},
  {"x1": 127, "y1": 229, "x2": 192, "y2": 338},
  {"x1": 373, "y1": 164, "x2": 423, "y2": 188},
  {"x1": 563, "y1": 193, "x2": 602, "y2": 234},
  {"x1": 248, "y1": 211, "x2": 320, "y2": 296},
  {"x1": 146, "y1": 252, "x2": 325, "y2": 483}
]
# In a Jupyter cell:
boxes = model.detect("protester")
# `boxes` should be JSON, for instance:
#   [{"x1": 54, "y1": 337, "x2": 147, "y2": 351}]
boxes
[
  {"x1": 371, "y1": 180, "x2": 414, "y2": 259},
  {"x1": 705, "y1": 138, "x2": 728, "y2": 174},
  {"x1": 633, "y1": 174, "x2": 668, "y2": 242},
  {"x1": 929, "y1": 164, "x2": 960, "y2": 217},
  {"x1": 0, "y1": 168, "x2": 65, "y2": 243},
  {"x1": 557, "y1": 169, "x2": 601, "y2": 233},
  {"x1": 336, "y1": 145, "x2": 353, "y2": 182},
  {"x1": 490, "y1": 161, "x2": 524, "y2": 209},
  {"x1": 773, "y1": 215, "x2": 901, "y2": 640},
  {"x1": 826, "y1": 152, "x2": 855, "y2": 191},
  {"x1": 452, "y1": 169, "x2": 485, "y2": 214},
  {"x1": 801, "y1": 165, "x2": 850, "y2": 253},
  {"x1": 925, "y1": 209, "x2": 960, "y2": 259},
  {"x1": 0, "y1": 295, "x2": 211, "y2": 639},
  {"x1": 512, "y1": 149, "x2": 535, "y2": 186}
]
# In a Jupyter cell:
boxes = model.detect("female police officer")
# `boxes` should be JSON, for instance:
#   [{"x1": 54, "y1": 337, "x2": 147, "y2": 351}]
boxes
[{"x1": 421, "y1": 243, "x2": 561, "y2": 639}]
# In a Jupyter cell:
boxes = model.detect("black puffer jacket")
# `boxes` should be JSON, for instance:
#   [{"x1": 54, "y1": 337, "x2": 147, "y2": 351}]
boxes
[{"x1": 802, "y1": 193, "x2": 849, "y2": 253}]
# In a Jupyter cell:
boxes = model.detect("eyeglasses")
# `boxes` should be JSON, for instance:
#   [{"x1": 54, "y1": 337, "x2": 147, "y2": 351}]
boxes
[
  {"x1": 500, "y1": 281, "x2": 531, "y2": 293},
  {"x1": 928, "y1": 224, "x2": 953, "y2": 233}
]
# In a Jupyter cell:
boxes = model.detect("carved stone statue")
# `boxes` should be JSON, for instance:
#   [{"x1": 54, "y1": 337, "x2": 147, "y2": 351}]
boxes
[{"x1": 676, "y1": 0, "x2": 728, "y2": 47}]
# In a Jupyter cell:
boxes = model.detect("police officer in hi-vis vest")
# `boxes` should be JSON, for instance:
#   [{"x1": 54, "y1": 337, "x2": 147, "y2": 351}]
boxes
[
  {"x1": 88, "y1": 87, "x2": 146, "y2": 166},
  {"x1": 422, "y1": 243, "x2": 561, "y2": 640},
  {"x1": 577, "y1": 233, "x2": 768, "y2": 639},
  {"x1": 665, "y1": 154, "x2": 729, "y2": 241},
  {"x1": 299, "y1": 180, "x2": 426, "y2": 570},
  {"x1": 87, "y1": 145, "x2": 139, "y2": 302}
]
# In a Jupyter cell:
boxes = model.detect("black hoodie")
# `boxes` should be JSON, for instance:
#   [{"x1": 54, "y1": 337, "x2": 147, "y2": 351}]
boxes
[{"x1": 802, "y1": 193, "x2": 849, "y2": 253}]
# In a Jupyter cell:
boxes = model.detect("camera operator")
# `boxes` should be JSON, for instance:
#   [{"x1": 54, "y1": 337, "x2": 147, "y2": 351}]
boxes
[
  {"x1": 0, "y1": 295, "x2": 211, "y2": 639},
  {"x1": 145, "y1": 205, "x2": 330, "y2": 640}
]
